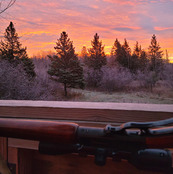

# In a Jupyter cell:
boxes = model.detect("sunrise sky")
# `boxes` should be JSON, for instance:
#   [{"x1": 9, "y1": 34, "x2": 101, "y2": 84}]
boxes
[{"x1": 0, "y1": 0, "x2": 173, "y2": 62}]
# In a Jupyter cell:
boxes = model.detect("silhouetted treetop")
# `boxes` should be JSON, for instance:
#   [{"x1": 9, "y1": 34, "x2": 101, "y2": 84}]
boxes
[
  {"x1": 85, "y1": 33, "x2": 107, "y2": 70},
  {"x1": 112, "y1": 39, "x2": 129, "y2": 69},
  {"x1": 0, "y1": 22, "x2": 35, "y2": 78},
  {"x1": 148, "y1": 34, "x2": 163, "y2": 72}
]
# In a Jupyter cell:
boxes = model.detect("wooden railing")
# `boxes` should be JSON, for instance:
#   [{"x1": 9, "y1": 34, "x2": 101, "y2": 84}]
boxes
[{"x1": 0, "y1": 100, "x2": 173, "y2": 174}]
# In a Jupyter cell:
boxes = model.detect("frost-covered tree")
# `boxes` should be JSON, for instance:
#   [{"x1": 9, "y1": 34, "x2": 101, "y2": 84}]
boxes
[
  {"x1": 85, "y1": 33, "x2": 107, "y2": 70},
  {"x1": 0, "y1": 22, "x2": 35, "y2": 77},
  {"x1": 0, "y1": 60, "x2": 35, "y2": 99},
  {"x1": 48, "y1": 31, "x2": 84, "y2": 96}
]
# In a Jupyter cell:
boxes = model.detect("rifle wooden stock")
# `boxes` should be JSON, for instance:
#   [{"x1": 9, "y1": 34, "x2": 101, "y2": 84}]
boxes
[{"x1": 0, "y1": 118, "x2": 78, "y2": 144}]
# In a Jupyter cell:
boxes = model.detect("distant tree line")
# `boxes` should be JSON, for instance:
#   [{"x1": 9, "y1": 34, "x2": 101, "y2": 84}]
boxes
[
  {"x1": 79, "y1": 33, "x2": 168, "y2": 91},
  {"x1": 0, "y1": 22, "x2": 172, "y2": 99},
  {"x1": 82, "y1": 34, "x2": 166, "y2": 73}
]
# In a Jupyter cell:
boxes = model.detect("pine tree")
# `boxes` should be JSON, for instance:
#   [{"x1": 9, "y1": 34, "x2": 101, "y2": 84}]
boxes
[
  {"x1": 81, "y1": 46, "x2": 88, "y2": 58},
  {"x1": 111, "y1": 38, "x2": 122, "y2": 65},
  {"x1": 130, "y1": 42, "x2": 141, "y2": 73},
  {"x1": 133, "y1": 41, "x2": 141, "y2": 57},
  {"x1": 165, "y1": 49, "x2": 169, "y2": 64},
  {"x1": 139, "y1": 50, "x2": 148, "y2": 71},
  {"x1": 122, "y1": 39, "x2": 131, "y2": 68},
  {"x1": 0, "y1": 22, "x2": 35, "y2": 77},
  {"x1": 123, "y1": 39, "x2": 131, "y2": 55},
  {"x1": 81, "y1": 46, "x2": 89, "y2": 64},
  {"x1": 111, "y1": 39, "x2": 129, "y2": 68},
  {"x1": 85, "y1": 33, "x2": 107, "y2": 70},
  {"x1": 148, "y1": 34, "x2": 163, "y2": 72},
  {"x1": 48, "y1": 31, "x2": 84, "y2": 97}
]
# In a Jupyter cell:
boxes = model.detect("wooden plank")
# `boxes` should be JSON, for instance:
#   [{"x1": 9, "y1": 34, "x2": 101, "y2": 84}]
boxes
[
  {"x1": 0, "y1": 101, "x2": 173, "y2": 123},
  {"x1": 0, "y1": 100, "x2": 172, "y2": 174},
  {"x1": 8, "y1": 147, "x2": 18, "y2": 174},
  {"x1": 7, "y1": 144, "x2": 165, "y2": 174},
  {"x1": 0, "y1": 100, "x2": 173, "y2": 112},
  {"x1": 8, "y1": 139, "x2": 39, "y2": 150},
  {"x1": 0, "y1": 137, "x2": 8, "y2": 162},
  {"x1": 18, "y1": 149, "x2": 33, "y2": 174},
  {"x1": 0, "y1": 137, "x2": 12, "y2": 174}
]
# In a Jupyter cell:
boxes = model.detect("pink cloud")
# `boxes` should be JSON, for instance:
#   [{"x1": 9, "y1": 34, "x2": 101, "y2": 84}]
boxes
[
  {"x1": 103, "y1": 0, "x2": 172, "y2": 5},
  {"x1": 155, "y1": 27, "x2": 173, "y2": 31},
  {"x1": 0, "y1": 0, "x2": 172, "y2": 57}
]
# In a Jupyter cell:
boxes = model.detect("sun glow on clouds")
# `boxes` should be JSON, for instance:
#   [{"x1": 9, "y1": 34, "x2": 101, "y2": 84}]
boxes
[
  {"x1": 154, "y1": 27, "x2": 173, "y2": 31},
  {"x1": 0, "y1": 0, "x2": 172, "y2": 58}
]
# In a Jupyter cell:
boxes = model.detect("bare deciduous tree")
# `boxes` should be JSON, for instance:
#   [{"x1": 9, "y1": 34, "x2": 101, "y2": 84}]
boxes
[{"x1": 0, "y1": 0, "x2": 16, "y2": 14}]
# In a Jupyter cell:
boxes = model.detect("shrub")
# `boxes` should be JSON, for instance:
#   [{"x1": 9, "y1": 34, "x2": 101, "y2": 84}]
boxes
[
  {"x1": 162, "y1": 64, "x2": 173, "y2": 89},
  {"x1": 100, "y1": 66, "x2": 132, "y2": 92},
  {"x1": 84, "y1": 67, "x2": 103, "y2": 88},
  {"x1": 0, "y1": 59, "x2": 59, "y2": 100},
  {"x1": 135, "y1": 70, "x2": 160, "y2": 91},
  {"x1": 0, "y1": 60, "x2": 34, "y2": 99}
]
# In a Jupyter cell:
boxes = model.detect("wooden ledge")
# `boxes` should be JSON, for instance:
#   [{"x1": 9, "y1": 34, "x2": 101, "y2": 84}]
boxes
[
  {"x1": 0, "y1": 100, "x2": 173, "y2": 112},
  {"x1": 0, "y1": 100, "x2": 173, "y2": 123}
]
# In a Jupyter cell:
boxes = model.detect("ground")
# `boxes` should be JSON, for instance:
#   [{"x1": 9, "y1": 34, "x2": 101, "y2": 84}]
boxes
[{"x1": 65, "y1": 88, "x2": 173, "y2": 104}]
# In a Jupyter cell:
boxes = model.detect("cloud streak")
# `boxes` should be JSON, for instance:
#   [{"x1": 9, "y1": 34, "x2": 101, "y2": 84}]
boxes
[{"x1": 0, "y1": 0, "x2": 172, "y2": 57}]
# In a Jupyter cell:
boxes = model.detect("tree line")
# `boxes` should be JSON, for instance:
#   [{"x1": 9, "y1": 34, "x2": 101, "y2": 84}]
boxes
[{"x1": 0, "y1": 22, "x2": 171, "y2": 98}]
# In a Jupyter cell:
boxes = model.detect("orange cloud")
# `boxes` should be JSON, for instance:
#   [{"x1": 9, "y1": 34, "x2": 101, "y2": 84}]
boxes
[
  {"x1": 0, "y1": 0, "x2": 172, "y2": 58},
  {"x1": 21, "y1": 31, "x2": 51, "y2": 36},
  {"x1": 154, "y1": 27, "x2": 173, "y2": 31},
  {"x1": 103, "y1": 0, "x2": 171, "y2": 5}
]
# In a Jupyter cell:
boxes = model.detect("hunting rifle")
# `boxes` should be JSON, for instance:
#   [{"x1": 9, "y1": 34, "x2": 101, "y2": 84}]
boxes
[{"x1": 0, "y1": 117, "x2": 173, "y2": 173}]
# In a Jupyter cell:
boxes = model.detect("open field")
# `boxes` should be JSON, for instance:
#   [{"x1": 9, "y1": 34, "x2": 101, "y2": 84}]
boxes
[{"x1": 66, "y1": 89, "x2": 173, "y2": 104}]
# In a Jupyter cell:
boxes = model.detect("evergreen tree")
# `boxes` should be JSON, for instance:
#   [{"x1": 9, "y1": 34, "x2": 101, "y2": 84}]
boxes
[
  {"x1": 85, "y1": 33, "x2": 107, "y2": 70},
  {"x1": 123, "y1": 39, "x2": 131, "y2": 54},
  {"x1": 130, "y1": 42, "x2": 141, "y2": 73},
  {"x1": 111, "y1": 39, "x2": 129, "y2": 68},
  {"x1": 111, "y1": 38, "x2": 122, "y2": 65},
  {"x1": 148, "y1": 34, "x2": 163, "y2": 72},
  {"x1": 0, "y1": 22, "x2": 35, "y2": 77},
  {"x1": 122, "y1": 39, "x2": 131, "y2": 69},
  {"x1": 130, "y1": 42, "x2": 149, "y2": 73},
  {"x1": 139, "y1": 50, "x2": 148, "y2": 71},
  {"x1": 130, "y1": 54, "x2": 139, "y2": 73},
  {"x1": 133, "y1": 41, "x2": 141, "y2": 57},
  {"x1": 165, "y1": 49, "x2": 169, "y2": 64},
  {"x1": 48, "y1": 31, "x2": 84, "y2": 97},
  {"x1": 81, "y1": 46, "x2": 88, "y2": 58},
  {"x1": 81, "y1": 46, "x2": 89, "y2": 64},
  {"x1": 111, "y1": 38, "x2": 121, "y2": 57}
]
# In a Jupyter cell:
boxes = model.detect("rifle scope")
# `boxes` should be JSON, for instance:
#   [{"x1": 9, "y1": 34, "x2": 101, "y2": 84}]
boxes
[{"x1": 130, "y1": 149, "x2": 172, "y2": 172}]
